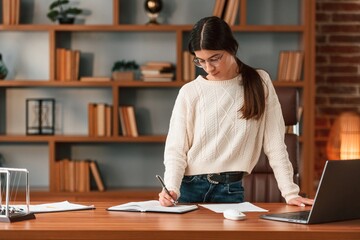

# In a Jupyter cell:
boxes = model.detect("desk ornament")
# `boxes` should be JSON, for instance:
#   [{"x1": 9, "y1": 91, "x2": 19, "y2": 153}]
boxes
[
  {"x1": 0, "y1": 168, "x2": 35, "y2": 222},
  {"x1": 144, "y1": 0, "x2": 163, "y2": 25}
]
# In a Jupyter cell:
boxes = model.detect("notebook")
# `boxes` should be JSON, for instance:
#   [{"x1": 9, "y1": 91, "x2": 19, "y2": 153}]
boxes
[
  {"x1": 260, "y1": 160, "x2": 360, "y2": 224},
  {"x1": 107, "y1": 200, "x2": 198, "y2": 214}
]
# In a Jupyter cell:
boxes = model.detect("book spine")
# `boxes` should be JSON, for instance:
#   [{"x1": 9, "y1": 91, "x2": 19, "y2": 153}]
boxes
[{"x1": 89, "y1": 161, "x2": 105, "y2": 192}]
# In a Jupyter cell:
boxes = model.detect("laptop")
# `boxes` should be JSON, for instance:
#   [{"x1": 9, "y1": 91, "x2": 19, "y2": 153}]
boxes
[{"x1": 260, "y1": 160, "x2": 360, "y2": 224}]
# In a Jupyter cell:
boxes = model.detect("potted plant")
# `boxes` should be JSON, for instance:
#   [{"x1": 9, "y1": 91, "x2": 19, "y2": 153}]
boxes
[
  {"x1": 111, "y1": 60, "x2": 139, "y2": 81},
  {"x1": 47, "y1": 0, "x2": 82, "y2": 24}
]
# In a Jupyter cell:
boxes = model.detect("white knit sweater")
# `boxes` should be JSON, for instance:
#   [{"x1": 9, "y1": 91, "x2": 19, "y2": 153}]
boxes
[{"x1": 163, "y1": 70, "x2": 300, "y2": 203}]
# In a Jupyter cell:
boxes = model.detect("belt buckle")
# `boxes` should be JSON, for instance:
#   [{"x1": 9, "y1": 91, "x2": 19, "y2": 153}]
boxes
[{"x1": 207, "y1": 173, "x2": 220, "y2": 184}]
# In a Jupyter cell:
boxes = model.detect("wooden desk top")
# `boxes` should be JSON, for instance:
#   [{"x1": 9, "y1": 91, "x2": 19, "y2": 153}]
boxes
[{"x1": 1, "y1": 201, "x2": 359, "y2": 240}]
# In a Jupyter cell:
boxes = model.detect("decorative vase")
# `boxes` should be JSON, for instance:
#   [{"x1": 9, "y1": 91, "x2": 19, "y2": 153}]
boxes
[
  {"x1": 58, "y1": 17, "x2": 75, "y2": 24},
  {"x1": 0, "y1": 53, "x2": 8, "y2": 80},
  {"x1": 144, "y1": 0, "x2": 162, "y2": 25}
]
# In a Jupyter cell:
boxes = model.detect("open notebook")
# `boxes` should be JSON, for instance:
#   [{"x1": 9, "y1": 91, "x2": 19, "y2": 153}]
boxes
[
  {"x1": 107, "y1": 200, "x2": 198, "y2": 214},
  {"x1": 261, "y1": 160, "x2": 360, "y2": 224}
]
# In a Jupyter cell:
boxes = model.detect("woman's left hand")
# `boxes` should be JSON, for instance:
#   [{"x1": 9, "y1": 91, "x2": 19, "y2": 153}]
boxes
[{"x1": 288, "y1": 196, "x2": 314, "y2": 207}]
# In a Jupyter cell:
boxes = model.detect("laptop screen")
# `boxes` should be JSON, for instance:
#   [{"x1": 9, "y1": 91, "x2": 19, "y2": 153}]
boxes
[
  {"x1": 307, "y1": 160, "x2": 360, "y2": 223},
  {"x1": 261, "y1": 160, "x2": 360, "y2": 224}
]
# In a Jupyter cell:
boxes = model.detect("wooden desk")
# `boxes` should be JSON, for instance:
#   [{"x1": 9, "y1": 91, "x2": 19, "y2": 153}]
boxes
[{"x1": 0, "y1": 202, "x2": 359, "y2": 240}]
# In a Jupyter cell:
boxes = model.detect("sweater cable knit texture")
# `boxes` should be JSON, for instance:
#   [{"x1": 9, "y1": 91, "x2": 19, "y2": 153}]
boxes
[{"x1": 164, "y1": 70, "x2": 300, "y2": 203}]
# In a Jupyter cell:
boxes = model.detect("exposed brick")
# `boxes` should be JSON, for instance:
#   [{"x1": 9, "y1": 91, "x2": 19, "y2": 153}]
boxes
[
  {"x1": 319, "y1": 107, "x2": 358, "y2": 116},
  {"x1": 315, "y1": 75, "x2": 327, "y2": 83},
  {"x1": 317, "y1": 65, "x2": 358, "y2": 74},
  {"x1": 315, "y1": 0, "x2": 359, "y2": 169},
  {"x1": 315, "y1": 116, "x2": 330, "y2": 127},
  {"x1": 315, "y1": 129, "x2": 330, "y2": 138},
  {"x1": 329, "y1": 96, "x2": 360, "y2": 104},
  {"x1": 333, "y1": 13, "x2": 360, "y2": 22},
  {"x1": 316, "y1": 13, "x2": 332, "y2": 22},
  {"x1": 327, "y1": 76, "x2": 360, "y2": 83},
  {"x1": 321, "y1": 2, "x2": 360, "y2": 12},
  {"x1": 316, "y1": 35, "x2": 327, "y2": 43},
  {"x1": 317, "y1": 85, "x2": 357, "y2": 94},
  {"x1": 330, "y1": 56, "x2": 360, "y2": 64},
  {"x1": 316, "y1": 55, "x2": 328, "y2": 64},
  {"x1": 315, "y1": 96, "x2": 328, "y2": 105},
  {"x1": 321, "y1": 24, "x2": 360, "y2": 33},
  {"x1": 318, "y1": 45, "x2": 360, "y2": 54},
  {"x1": 329, "y1": 35, "x2": 360, "y2": 43}
]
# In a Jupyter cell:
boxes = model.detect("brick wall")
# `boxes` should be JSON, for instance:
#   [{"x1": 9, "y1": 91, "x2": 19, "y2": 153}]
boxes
[{"x1": 315, "y1": 0, "x2": 360, "y2": 180}]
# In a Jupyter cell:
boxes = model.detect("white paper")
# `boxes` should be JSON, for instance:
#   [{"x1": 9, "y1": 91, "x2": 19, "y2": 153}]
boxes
[
  {"x1": 14, "y1": 201, "x2": 95, "y2": 213},
  {"x1": 199, "y1": 202, "x2": 268, "y2": 213}
]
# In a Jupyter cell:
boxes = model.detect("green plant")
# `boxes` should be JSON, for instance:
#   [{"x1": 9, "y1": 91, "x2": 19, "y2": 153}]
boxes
[
  {"x1": 0, "y1": 65, "x2": 7, "y2": 79},
  {"x1": 0, "y1": 53, "x2": 8, "y2": 79},
  {"x1": 112, "y1": 60, "x2": 139, "y2": 72},
  {"x1": 47, "y1": 0, "x2": 82, "y2": 22}
]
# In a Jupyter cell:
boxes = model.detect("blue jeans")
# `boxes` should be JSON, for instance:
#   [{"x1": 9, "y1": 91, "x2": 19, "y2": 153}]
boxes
[{"x1": 178, "y1": 174, "x2": 244, "y2": 203}]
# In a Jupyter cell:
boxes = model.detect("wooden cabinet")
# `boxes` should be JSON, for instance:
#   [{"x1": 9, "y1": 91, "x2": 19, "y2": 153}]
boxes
[{"x1": 0, "y1": 0, "x2": 315, "y2": 196}]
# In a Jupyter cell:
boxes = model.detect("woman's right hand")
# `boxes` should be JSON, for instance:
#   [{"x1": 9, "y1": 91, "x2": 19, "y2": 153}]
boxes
[{"x1": 158, "y1": 189, "x2": 178, "y2": 207}]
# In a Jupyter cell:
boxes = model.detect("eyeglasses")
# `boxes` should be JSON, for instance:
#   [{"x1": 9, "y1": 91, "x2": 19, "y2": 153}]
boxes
[{"x1": 193, "y1": 53, "x2": 224, "y2": 68}]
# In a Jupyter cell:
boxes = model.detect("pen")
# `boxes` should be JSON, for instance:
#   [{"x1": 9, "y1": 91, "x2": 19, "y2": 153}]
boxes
[{"x1": 156, "y1": 175, "x2": 178, "y2": 206}]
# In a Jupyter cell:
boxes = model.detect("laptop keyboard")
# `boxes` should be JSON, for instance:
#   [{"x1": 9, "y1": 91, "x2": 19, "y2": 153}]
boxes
[{"x1": 286, "y1": 210, "x2": 310, "y2": 221}]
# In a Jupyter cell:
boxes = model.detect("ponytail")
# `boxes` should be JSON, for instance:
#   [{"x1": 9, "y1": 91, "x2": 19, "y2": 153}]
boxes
[{"x1": 236, "y1": 58, "x2": 265, "y2": 120}]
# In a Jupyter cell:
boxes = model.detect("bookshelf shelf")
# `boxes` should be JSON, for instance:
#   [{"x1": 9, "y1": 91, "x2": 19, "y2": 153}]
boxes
[
  {"x1": 0, "y1": 24, "x2": 305, "y2": 32},
  {"x1": 0, "y1": 135, "x2": 166, "y2": 143},
  {"x1": 0, "y1": 0, "x2": 315, "y2": 196},
  {"x1": 53, "y1": 135, "x2": 167, "y2": 143}
]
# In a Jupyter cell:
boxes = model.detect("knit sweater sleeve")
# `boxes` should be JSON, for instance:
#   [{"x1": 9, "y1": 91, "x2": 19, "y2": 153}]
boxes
[
  {"x1": 260, "y1": 71, "x2": 300, "y2": 203},
  {"x1": 163, "y1": 86, "x2": 192, "y2": 198}
]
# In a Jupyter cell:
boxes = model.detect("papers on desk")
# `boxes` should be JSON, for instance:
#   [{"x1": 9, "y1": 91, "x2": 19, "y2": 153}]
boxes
[
  {"x1": 199, "y1": 202, "x2": 268, "y2": 213},
  {"x1": 108, "y1": 200, "x2": 198, "y2": 214},
  {"x1": 15, "y1": 201, "x2": 95, "y2": 213}
]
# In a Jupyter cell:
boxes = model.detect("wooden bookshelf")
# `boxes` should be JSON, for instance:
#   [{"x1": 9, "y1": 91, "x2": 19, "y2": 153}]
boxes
[{"x1": 0, "y1": 0, "x2": 315, "y2": 197}]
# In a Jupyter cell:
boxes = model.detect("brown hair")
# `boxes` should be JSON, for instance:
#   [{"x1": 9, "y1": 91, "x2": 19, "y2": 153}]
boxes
[{"x1": 188, "y1": 16, "x2": 265, "y2": 120}]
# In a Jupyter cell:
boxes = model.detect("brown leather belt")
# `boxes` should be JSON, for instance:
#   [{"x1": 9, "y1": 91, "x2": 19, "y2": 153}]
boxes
[{"x1": 206, "y1": 171, "x2": 244, "y2": 184}]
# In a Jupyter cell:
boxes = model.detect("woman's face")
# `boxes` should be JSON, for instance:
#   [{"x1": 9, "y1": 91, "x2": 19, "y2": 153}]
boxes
[{"x1": 194, "y1": 49, "x2": 237, "y2": 80}]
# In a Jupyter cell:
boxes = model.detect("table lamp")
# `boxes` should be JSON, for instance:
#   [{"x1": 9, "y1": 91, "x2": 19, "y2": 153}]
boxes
[{"x1": 327, "y1": 112, "x2": 360, "y2": 160}]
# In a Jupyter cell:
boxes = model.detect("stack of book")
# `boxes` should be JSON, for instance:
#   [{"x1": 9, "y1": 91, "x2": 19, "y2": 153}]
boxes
[
  {"x1": 56, "y1": 48, "x2": 80, "y2": 81},
  {"x1": 119, "y1": 105, "x2": 138, "y2": 137},
  {"x1": 277, "y1": 51, "x2": 304, "y2": 82},
  {"x1": 80, "y1": 76, "x2": 112, "y2": 82},
  {"x1": 182, "y1": 51, "x2": 196, "y2": 82},
  {"x1": 55, "y1": 159, "x2": 105, "y2": 192},
  {"x1": 88, "y1": 103, "x2": 113, "y2": 137},
  {"x1": 2, "y1": 0, "x2": 20, "y2": 25},
  {"x1": 140, "y1": 61, "x2": 174, "y2": 82},
  {"x1": 212, "y1": 0, "x2": 239, "y2": 26}
]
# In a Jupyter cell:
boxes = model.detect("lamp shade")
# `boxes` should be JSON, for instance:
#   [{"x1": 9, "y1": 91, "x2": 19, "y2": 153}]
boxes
[{"x1": 327, "y1": 112, "x2": 360, "y2": 160}]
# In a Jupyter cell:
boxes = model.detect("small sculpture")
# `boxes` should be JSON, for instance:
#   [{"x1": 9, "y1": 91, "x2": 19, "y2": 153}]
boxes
[{"x1": 144, "y1": 0, "x2": 163, "y2": 25}]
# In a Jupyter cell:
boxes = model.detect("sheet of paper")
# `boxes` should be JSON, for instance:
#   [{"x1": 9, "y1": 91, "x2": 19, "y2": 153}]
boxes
[
  {"x1": 199, "y1": 202, "x2": 268, "y2": 213},
  {"x1": 14, "y1": 201, "x2": 95, "y2": 213}
]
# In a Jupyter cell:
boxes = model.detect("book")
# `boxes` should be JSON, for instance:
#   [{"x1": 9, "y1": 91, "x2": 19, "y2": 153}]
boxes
[
  {"x1": 223, "y1": 0, "x2": 235, "y2": 25},
  {"x1": 119, "y1": 106, "x2": 138, "y2": 136},
  {"x1": 126, "y1": 106, "x2": 138, "y2": 137},
  {"x1": 80, "y1": 77, "x2": 112, "y2": 82},
  {"x1": 89, "y1": 160, "x2": 105, "y2": 192},
  {"x1": 183, "y1": 51, "x2": 190, "y2": 81},
  {"x1": 277, "y1": 51, "x2": 304, "y2": 81},
  {"x1": 56, "y1": 48, "x2": 81, "y2": 81},
  {"x1": 107, "y1": 200, "x2": 198, "y2": 214},
  {"x1": 14, "y1": 201, "x2": 95, "y2": 213},
  {"x1": 96, "y1": 103, "x2": 106, "y2": 137}
]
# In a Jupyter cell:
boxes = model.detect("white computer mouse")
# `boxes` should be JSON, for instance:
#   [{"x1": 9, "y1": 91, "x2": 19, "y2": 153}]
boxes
[{"x1": 223, "y1": 209, "x2": 246, "y2": 220}]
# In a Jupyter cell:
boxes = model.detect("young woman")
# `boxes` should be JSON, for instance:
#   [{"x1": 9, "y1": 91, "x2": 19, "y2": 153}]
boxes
[{"x1": 158, "y1": 16, "x2": 313, "y2": 207}]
